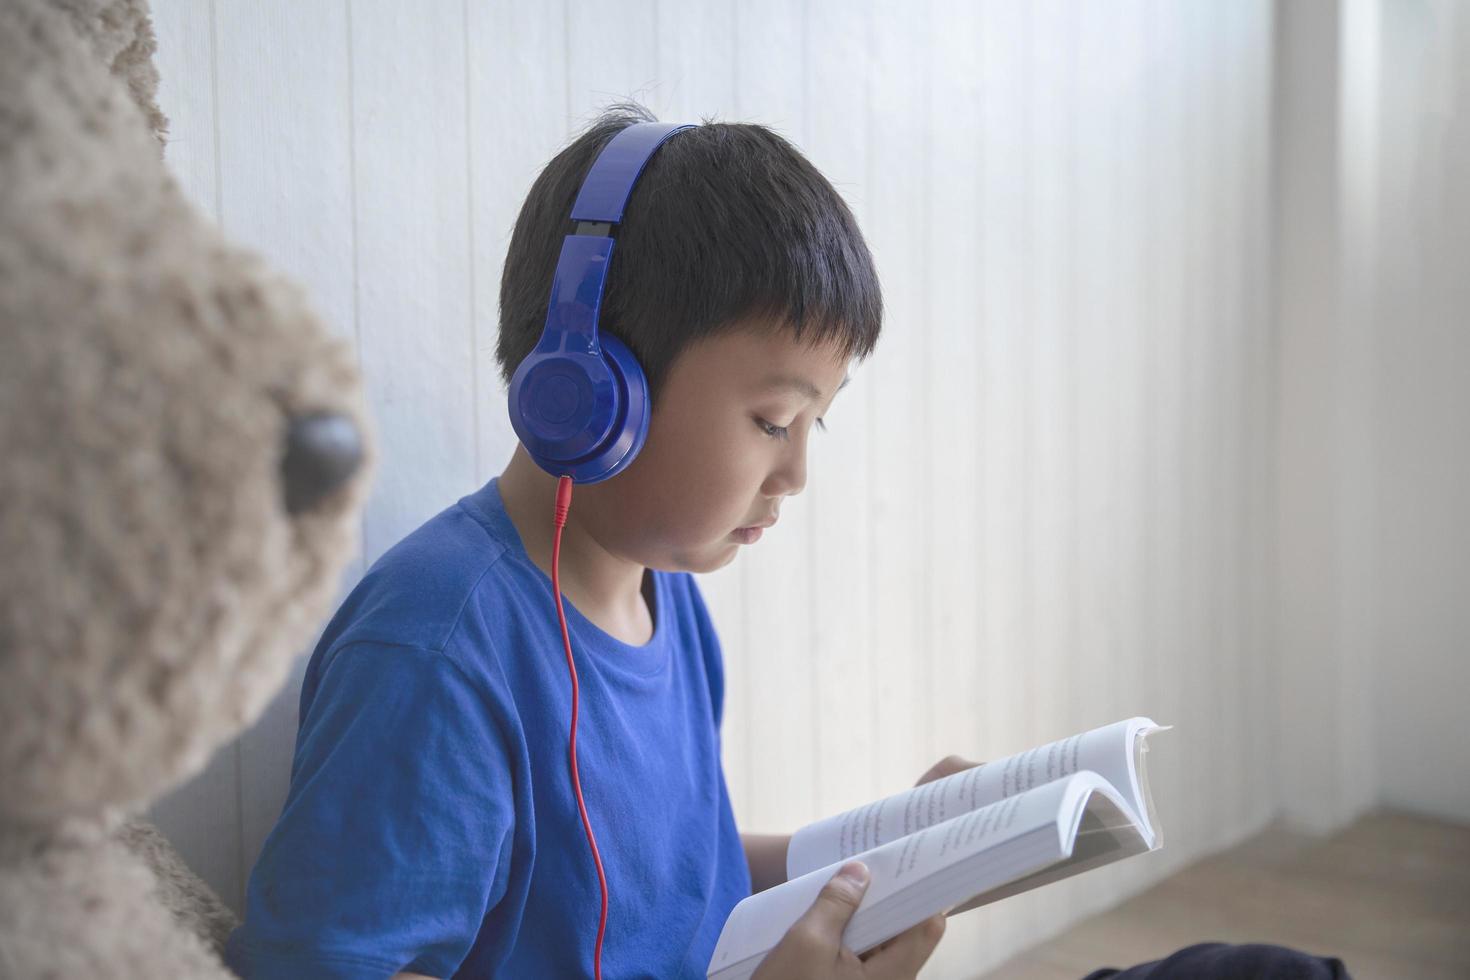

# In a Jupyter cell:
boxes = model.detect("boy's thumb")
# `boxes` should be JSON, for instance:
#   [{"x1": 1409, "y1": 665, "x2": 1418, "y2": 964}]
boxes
[{"x1": 802, "y1": 861, "x2": 870, "y2": 937}]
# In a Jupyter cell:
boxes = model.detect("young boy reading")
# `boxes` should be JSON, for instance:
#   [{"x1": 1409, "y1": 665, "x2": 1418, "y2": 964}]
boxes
[
  {"x1": 222, "y1": 105, "x2": 946, "y2": 979},
  {"x1": 223, "y1": 106, "x2": 1349, "y2": 980}
]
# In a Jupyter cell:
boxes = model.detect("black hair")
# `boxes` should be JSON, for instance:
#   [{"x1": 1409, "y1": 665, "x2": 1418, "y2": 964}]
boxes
[{"x1": 495, "y1": 103, "x2": 882, "y2": 401}]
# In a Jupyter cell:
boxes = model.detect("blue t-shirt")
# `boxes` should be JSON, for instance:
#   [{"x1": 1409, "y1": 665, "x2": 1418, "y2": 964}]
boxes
[{"x1": 224, "y1": 478, "x2": 751, "y2": 978}]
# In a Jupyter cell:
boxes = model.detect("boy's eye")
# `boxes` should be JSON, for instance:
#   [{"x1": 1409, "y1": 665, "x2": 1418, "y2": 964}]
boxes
[{"x1": 755, "y1": 417, "x2": 790, "y2": 441}]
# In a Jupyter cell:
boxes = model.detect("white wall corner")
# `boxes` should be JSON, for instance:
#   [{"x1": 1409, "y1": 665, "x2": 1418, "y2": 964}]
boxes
[{"x1": 1270, "y1": 0, "x2": 1380, "y2": 834}]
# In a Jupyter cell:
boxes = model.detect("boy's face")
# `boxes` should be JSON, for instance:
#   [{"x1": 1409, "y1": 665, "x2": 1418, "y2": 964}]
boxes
[{"x1": 580, "y1": 322, "x2": 851, "y2": 574}]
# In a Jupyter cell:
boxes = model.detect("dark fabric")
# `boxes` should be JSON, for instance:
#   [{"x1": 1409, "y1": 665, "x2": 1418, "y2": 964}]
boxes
[{"x1": 1082, "y1": 942, "x2": 1350, "y2": 980}]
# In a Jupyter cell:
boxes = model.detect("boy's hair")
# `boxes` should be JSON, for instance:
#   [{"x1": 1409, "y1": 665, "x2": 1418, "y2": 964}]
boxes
[{"x1": 496, "y1": 103, "x2": 882, "y2": 401}]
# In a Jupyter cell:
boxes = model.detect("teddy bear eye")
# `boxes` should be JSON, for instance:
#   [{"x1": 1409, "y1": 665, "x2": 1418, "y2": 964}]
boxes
[{"x1": 281, "y1": 413, "x2": 363, "y2": 514}]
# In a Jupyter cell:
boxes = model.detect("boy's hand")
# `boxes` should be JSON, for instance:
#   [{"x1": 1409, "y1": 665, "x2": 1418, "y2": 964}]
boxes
[
  {"x1": 747, "y1": 757, "x2": 975, "y2": 979},
  {"x1": 914, "y1": 755, "x2": 983, "y2": 787},
  {"x1": 752, "y1": 862, "x2": 945, "y2": 980}
]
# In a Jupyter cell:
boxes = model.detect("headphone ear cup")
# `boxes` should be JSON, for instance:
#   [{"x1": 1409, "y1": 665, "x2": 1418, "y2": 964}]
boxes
[
  {"x1": 508, "y1": 347, "x2": 618, "y2": 467},
  {"x1": 507, "y1": 334, "x2": 650, "y2": 484}
]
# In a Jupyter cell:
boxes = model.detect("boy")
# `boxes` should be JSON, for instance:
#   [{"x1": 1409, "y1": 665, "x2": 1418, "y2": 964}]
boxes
[{"x1": 223, "y1": 104, "x2": 947, "y2": 978}]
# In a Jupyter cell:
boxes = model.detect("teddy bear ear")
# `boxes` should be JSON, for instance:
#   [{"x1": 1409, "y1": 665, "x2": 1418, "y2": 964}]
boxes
[{"x1": 58, "y1": 0, "x2": 170, "y2": 150}]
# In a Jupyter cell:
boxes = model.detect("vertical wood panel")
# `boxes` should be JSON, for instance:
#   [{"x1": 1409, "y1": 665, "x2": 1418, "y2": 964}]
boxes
[
  {"x1": 1069, "y1": 0, "x2": 1135, "y2": 921},
  {"x1": 976, "y1": 0, "x2": 1031, "y2": 954},
  {"x1": 1219, "y1": 0, "x2": 1251, "y2": 838},
  {"x1": 1199, "y1": 0, "x2": 1235, "y2": 846},
  {"x1": 1178, "y1": 0, "x2": 1207, "y2": 854},
  {"x1": 212, "y1": 3, "x2": 356, "y2": 344},
  {"x1": 351, "y1": 0, "x2": 476, "y2": 565},
  {"x1": 919, "y1": 0, "x2": 987, "y2": 970},
  {"x1": 1194, "y1": 0, "x2": 1223, "y2": 846},
  {"x1": 1246, "y1": 0, "x2": 1278, "y2": 824},
  {"x1": 1103, "y1": 0, "x2": 1153, "y2": 904},
  {"x1": 565, "y1": 0, "x2": 657, "y2": 122},
  {"x1": 866, "y1": 0, "x2": 929, "y2": 810},
  {"x1": 919, "y1": 0, "x2": 982, "y2": 774},
  {"x1": 1274, "y1": 0, "x2": 1342, "y2": 831},
  {"x1": 1147, "y1": 0, "x2": 1191, "y2": 877},
  {"x1": 655, "y1": 0, "x2": 735, "y2": 121},
  {"x1": 803, "y1": 0, "x2": 879, "y2": 824},
  {"x1": 1026, "y1": 0, "x2": 1084, "y2": 934},
  {"x1": 728, "y1": 0, "x2": 804, "y2": 134},
  {"x1": 1028, "y1": 0, "x2": 1075, "y2": 744}
]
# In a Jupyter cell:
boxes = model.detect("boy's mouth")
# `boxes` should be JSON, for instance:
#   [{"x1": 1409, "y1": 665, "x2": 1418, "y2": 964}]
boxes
[
  {"x1": 732, "y1": 515, "x2": 778, "y2": 545},
  {"x1": 731, "y1": 526, "x2": 764, "y2": 545}
]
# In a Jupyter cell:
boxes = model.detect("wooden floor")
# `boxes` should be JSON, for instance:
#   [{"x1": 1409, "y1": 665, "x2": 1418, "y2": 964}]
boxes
[{"x1": 982, "y1": 810, "x2": 1470, "y2": 980}]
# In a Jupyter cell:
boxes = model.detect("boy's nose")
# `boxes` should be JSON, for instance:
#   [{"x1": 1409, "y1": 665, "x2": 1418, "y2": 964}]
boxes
[{"x1": 763, "y1": 448, "x2": 808, "y2": 498}]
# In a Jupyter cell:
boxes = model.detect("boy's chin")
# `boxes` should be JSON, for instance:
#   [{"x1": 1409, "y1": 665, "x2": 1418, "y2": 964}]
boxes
[{"x1": 665, "y1": 541, "x2": 742, "y2": 575}]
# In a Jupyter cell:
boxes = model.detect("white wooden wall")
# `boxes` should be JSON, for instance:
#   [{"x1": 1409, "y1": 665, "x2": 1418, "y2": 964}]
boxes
[
  {"x1": 1353, "y1": 0, "x2": 1470, "y2": 823},
  {"x1": 1271, "y1": 0, "x2": 1470, "y2": 836},
  {"x1": 1273, "y1": 0, "x2": 1388, "y2": 837},
  {"x1": 146, "y1": 2, "x2": 1286, "y2": 975}
]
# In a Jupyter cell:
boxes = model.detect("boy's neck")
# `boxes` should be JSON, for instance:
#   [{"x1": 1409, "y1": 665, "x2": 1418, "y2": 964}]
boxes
[{"x1": 497, "y1": 447, "x2": 655, "y2": 646}]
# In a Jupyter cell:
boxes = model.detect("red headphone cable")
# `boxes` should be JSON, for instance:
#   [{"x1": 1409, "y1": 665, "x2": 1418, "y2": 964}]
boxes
[{"x1": 551, "y1": 475, "x2": 609, "y2": 980}]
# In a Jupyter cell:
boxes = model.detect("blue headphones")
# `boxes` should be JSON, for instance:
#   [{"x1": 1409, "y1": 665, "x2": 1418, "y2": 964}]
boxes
[{"x1": 507, "y1": 121, "x2": 694, "y2": 484}]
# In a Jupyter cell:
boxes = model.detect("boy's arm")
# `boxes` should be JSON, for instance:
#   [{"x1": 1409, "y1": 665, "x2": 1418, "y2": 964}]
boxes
[
  {"x1": 741, "y1": 833, "x2": 792, "y2": 893},
  {"x1": 226, "y1": 643, "x2": 514, "y2": 979}
]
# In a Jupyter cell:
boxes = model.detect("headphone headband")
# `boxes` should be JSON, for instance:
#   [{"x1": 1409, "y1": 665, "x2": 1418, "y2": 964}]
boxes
[
  {"x1": 507, "y1": 120, "x2": 694, "y2": 484},
  {"x1": 571, "y1": 122, "x2": 694, "y2": 225}
]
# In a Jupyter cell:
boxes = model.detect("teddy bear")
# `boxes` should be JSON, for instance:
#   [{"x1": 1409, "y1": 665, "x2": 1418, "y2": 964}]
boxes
[{"x1": 0, "y1": 0, "x2": 373, "y2": 974}]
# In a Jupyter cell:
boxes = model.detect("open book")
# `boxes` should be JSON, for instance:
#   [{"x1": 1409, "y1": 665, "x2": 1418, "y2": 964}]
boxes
[{"x1": 707, "y1": 717, "x2": 1168, "y2": 980}]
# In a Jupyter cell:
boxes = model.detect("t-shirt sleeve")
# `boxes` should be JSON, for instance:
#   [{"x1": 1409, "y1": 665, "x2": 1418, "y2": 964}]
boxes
[{"x1": 224, "y1": 641, "x2": 516, "y2": 979}]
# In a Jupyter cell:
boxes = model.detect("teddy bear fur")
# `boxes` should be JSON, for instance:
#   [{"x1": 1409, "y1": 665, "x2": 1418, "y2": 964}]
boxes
[{"x1": 0, "y1": 0, "x2": 371, "y2": 974}]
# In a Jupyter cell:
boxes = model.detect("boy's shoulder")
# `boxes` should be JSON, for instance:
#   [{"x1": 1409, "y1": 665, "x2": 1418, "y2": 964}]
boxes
[{"x1": 318, "y1": 482, "x2": 527, "y2": 658}]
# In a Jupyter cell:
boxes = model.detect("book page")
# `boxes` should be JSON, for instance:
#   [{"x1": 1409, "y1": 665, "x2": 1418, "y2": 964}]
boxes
[
  {"x1": 712, "y1": 771, "x2": 1152, "y2": 980},
  {"x1": 787, "y1": 717, "x2": 1159, "y2": 879},
  {"x1": 711, "y1": 776, "x2": 1078, "y2": 980},
  {"x1": 942, "y1": 778, "x2": 1151, "y2": 915}
]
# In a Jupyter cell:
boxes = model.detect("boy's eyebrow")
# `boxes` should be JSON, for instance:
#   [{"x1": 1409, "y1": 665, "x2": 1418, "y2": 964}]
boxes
[{"x1": 760, "y1": 374, "x2": 851, "y2": 401}]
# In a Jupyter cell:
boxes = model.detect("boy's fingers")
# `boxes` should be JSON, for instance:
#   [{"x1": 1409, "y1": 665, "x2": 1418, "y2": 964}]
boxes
[
  {"x1": 797, "y1": 861, "x2": 870, "y2": 940},
  {"x1": 861, "y1": 914, "x2": 946, "y2": 979}
]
